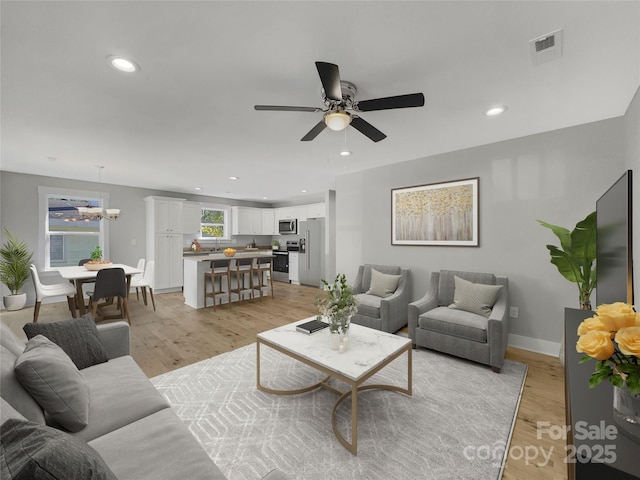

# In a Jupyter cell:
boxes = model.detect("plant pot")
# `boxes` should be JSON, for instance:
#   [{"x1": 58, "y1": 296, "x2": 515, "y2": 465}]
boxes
[{"x1": 3, "y1": 293, "x2": 26, "y2": 311}]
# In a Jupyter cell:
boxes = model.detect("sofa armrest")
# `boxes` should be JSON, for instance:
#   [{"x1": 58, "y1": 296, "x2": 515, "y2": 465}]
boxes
[
  {"x1": 487, "y1": 276, "x2": 509, "y2": 369},
  {"x1": 260, "y1": 469, "x2": 291, "y2": 480},
  {"x1": 408, "y1": 272, "x2": 440, "y2": 342},
  {"x1": 96, "y1": 321, "x2": 131, "y2": 359},
  {"x1": 379, "y1": 268, "x2": 410, "y2": 333},
  {"x1": 352, "y1": 265, "x2": 366, "y2": 294}
]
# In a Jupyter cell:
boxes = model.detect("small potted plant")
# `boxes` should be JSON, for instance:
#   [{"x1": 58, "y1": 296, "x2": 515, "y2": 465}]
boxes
[
  {"x1": 271, "y1": 240, "x2": 280, "y2": 250},
  {"x1": 315, "y1": 274, "x2": 359, "y2": 350},
  {"x1": 0, "y1": 228, "x2": 33, "y2": 311},
  {"x1": 84, "y1": 245, "x2": 112, "y2": 270}
]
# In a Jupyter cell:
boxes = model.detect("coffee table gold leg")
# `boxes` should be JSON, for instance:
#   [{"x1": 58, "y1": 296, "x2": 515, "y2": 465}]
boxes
[
  {"x1": 407, "y1": 346, "x2": 412, "y2": 396},
  {"x1": 351, "y1": 384, "x2": 358, "y2": 455}
]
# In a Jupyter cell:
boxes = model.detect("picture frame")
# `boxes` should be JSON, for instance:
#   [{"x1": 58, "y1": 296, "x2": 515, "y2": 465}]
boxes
[{"x1": 391, "y1": 177, "x2": 479, "y2": 246}]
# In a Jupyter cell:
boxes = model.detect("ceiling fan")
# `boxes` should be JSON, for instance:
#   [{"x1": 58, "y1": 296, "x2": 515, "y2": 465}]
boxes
[{"x1": 254, "y1": 62, "x2": 425, "y2": 143}]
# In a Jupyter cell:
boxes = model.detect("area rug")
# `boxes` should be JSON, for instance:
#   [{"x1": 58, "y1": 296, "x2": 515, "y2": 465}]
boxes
[{"x1": 151, "y1": 343, "x2": 527, "y2": 480}]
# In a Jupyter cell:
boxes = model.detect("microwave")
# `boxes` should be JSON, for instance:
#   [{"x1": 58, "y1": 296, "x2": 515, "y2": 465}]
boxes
[{"x1": 278, "y1": 219, "x2": 297, "y2": 235}]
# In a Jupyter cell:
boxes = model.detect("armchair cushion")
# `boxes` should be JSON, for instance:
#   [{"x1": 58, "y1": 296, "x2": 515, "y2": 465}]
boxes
[
  {"x1": 419, "y1": 306, "x2": 488, "y2": 343},
  {"x1": 367, "y1": 269, "x2": 402, "y2": 298},
  {"x1": 355, "y1": 294, "x2": 382, "y2": 318},
  {"x1": 449, "y1": 276, "x2": 503, "y2": 317}
]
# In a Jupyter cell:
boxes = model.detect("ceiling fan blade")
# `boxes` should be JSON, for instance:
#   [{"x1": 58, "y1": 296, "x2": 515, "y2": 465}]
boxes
[
  {"x1": 254, "y1": 105, "x2": 321, "y2": 112},
  {"x1": 301, "y1": 120, "x2": 327, "y2": 141},
  {"x1": 355, "y1": 93, "x2": 425, "y2": 112},
  {"x1": 315, "y1": 62, "x2": 342, "y2": 102},
  {"x1": 350, "y1": 116, "x2": 387, "y2": 142}
]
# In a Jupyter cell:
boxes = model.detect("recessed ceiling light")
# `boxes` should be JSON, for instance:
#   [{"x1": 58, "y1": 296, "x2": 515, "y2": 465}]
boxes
[
  {"x1": 107, "y1": 55, "x2": 140, "y2": 73},
  {"x1": 340, "y1": 150, "x2": 352, "y2": 156},
  {"x1": 194, "y1": 187, "x2": 203, "y2": 191},
  {"x1": 301, "y1": 190, "x2": 308, "y2": 193},
  {"x1": 229, "y1": 176, "x2": 239, "y2": 180},
  {"x1": 485, "y1": 105, "x2": 508, "y2": 117},
  {"x1": 262, "y1": 197, "x2": 268, "y2": 200}
]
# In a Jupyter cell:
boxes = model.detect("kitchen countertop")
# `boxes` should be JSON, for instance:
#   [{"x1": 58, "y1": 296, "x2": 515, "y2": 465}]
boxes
[{"x1": 183, "y1": 250, "x2": 274, "y2": 261}]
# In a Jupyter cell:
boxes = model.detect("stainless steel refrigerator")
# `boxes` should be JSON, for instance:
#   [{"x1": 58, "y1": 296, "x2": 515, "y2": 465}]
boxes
[{"x1": 298, "y1": 218, "x2": 325, "y2": 288}]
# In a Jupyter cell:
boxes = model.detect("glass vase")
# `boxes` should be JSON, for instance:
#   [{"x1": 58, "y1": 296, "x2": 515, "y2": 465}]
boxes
[
  {"x1": 328, "y1": 315, "x2": 351, "y2": 352},
  {"x1": 613, "y1": 385, "x2": 640, "y2": 444}
]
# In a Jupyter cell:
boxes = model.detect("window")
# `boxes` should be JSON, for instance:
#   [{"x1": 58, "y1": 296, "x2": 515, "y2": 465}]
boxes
[
  {"x1": 200, "y1": 207, "x2": 228, "y2": 239},
  {"x1": 39, "y1": 187, "x2": 109, "y2": 270}
]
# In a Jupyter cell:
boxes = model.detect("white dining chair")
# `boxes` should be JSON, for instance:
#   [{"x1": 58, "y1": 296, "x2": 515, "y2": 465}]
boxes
[
  {"x1": 29, "y1": 264, "x2": 78, "y2": 323},
  {"x1": 130, "y1": 258, "x2": 146, "y2": 300},
  {"x1": 130, "y1": 260, "x2": 155, "y2": 311}
]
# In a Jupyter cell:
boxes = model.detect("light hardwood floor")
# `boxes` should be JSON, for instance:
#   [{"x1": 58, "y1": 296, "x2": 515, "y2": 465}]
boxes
[{"x1": 2, "y1": 283, "x2": 568, "y2": 480}]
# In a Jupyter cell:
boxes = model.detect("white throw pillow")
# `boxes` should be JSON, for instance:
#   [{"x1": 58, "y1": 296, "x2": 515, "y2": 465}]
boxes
[
  {"x1": 367, "y1": 269, "x2": 402, "y2": 298},
  {"x1": 449, "y1": 276, "x2": 502, "y2": 317}
]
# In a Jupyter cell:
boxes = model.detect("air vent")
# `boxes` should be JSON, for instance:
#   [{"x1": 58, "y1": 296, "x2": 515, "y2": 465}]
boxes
[{"x1": 529, "y1": 29, "x2": 563, "y2": 66}]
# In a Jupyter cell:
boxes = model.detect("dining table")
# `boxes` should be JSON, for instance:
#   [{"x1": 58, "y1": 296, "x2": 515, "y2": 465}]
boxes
[{"x1": 55, "y1": 264, "x2": 143, "y2": 316}]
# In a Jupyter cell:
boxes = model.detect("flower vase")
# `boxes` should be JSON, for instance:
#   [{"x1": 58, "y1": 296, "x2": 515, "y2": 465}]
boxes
[
  {"x1": 613, "y1": 385, "x2": 640, "y2": 444},
  {"x1": 328, "y1": 315, "x2": 351, "y2": 352}
]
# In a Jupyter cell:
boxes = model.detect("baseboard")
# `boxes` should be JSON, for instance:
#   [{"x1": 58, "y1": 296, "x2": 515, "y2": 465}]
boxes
[{"x1": 508, "y1": 333, "x2": 561, "y2": 358}]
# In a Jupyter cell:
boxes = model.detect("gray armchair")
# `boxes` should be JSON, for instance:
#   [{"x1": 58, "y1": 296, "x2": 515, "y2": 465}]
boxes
[
  {"x1": 351, "y1": 264, "x2": 410, "y2": 333},
  {"x1": 408, "y1": 270, "x2": 509, "y2": 372}
]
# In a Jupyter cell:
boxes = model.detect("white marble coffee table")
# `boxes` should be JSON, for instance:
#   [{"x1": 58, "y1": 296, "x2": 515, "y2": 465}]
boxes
[{"x1": 256, "y1": 318, "x2": 412, "y2": 455}]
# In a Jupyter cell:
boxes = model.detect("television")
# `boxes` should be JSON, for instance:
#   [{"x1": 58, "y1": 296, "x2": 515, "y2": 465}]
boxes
[{"x1": 596, "y1": 170, "x2": 633, "y2": 306}]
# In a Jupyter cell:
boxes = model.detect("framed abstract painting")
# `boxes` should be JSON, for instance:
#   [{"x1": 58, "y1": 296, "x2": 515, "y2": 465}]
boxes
[{"x1": 391, "y1": 177, "x2": 479, "y2": 246}]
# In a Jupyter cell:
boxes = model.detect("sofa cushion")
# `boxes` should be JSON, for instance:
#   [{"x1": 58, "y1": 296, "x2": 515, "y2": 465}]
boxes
[
  {"x1": 14, "y1": 335, "x2": 90, "y2": 432},
  {"x1": 0, "y1": 418, "x2": 117, "y2": 480},
  {"x1": 89, "y1": 408, "x2": 224, "y2": 480},
  {"x1": 360, "y1": 264, "x2": 401, "y2": 292},
  {"x1": 449, "y1": 276, "x2": 502, "y2": 317},
  {"x1": 0, "y1": 322, "x2": 26, "y2": 357},
  {"x1": 418, "y1": 306, "x2": 488, "y2": 343},
  {"x1": 62, "y1": 355, "x2": 170, "y2": 442},
  {"x1": 367, "y1": 268, "x2": 402, "y2": 298},
  {"x1": 23, "y1": 316, "x2": 109, "y2": 370},
  {"x1": 0, "y1": 346, "x2": 45, "y2": 424},
  {"x1": 437, "y1": 270, "x2": 497, "y2": 306},
  {"x1": 355, "y1": 293, "x2": 382, "y2": 318}
]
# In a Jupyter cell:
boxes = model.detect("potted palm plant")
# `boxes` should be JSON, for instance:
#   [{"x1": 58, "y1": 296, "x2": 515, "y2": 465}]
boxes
[{"x1": 0, "y1": 228, "x2": 33, "y2": 311}]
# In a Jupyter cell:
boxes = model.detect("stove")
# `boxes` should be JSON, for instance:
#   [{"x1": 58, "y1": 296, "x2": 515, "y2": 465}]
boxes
[{"x1": 272, "y1": 250, "x2": 289, "y2": 283}]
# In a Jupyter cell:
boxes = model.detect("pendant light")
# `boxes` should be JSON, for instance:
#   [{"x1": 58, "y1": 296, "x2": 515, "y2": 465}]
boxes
[{"x1": 76, "y1": 166, "x2": 120, "y2": 221}]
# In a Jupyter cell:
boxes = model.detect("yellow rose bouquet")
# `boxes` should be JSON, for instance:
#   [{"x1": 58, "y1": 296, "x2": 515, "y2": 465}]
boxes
[{"x1": 576, "y1": 302, "x2": 640, "y2": 394}]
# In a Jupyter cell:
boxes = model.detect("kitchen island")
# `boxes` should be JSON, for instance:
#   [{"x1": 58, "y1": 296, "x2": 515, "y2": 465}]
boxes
[{"x1": 183, "y1": 251, "x2": 274, "y2": 308}]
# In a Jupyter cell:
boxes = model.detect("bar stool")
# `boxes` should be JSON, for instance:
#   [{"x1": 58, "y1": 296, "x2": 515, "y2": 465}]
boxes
[
  {"x1": 204, "y1": 259, "x2": 232, "y2": 310},
  {"x1": 253, "y1": 256, "x2": 274, "y2": 299},
  {"x1": 231, "y1": 257, "x2": 254, "y2": 303}
]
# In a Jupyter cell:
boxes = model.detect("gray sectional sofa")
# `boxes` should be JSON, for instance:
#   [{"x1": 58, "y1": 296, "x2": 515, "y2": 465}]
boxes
[{"x1": 0, "y1": 320, "x2": 288, "y2": 480}]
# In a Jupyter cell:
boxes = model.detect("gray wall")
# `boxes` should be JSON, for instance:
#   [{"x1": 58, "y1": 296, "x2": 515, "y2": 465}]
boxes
[
  {"x1": 336, "y1": 101, "x2": 639, "y2": 354},
  {"x1": 0, "y1": 173, "x2": 267, "y2": 302}
]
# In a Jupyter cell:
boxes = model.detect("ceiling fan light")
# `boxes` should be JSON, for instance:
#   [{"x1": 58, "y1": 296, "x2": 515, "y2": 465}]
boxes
[{"x1": 324, "y1": 111, "x2": 351, "y2": 131}]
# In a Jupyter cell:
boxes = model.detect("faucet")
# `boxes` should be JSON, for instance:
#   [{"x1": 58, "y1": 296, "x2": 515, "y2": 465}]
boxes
[{"x1": 215, "y1": 238, "x2": 220, "y2": 251}]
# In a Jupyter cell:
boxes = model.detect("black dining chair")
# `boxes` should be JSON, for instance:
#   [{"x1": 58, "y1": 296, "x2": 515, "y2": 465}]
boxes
[{"x1": 88, "y1": 268, "x2": 130, "y2": 324}]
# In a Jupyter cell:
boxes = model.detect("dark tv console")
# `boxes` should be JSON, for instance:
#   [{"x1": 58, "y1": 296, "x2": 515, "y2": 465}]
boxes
[{"x1": 564, "y1": 308, "x2": 640, "y2": 480}]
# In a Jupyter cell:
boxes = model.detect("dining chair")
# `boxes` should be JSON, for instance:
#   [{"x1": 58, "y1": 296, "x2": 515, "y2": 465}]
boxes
[
  {"x1": 252, "y1": 256, "x2": 274, "y2": 299},
  {"x1": 88, "y1": 268, "x2": 130, "y2": 324},
  {"x1": 131, "y1": 260, "x2": 155, "y2": 311},
  {"x1": 29, "y1": 264, "x2": 78, "y2": 323},
  {"x1": 130, "y1": 258, "x2": 146, "y2": 301},
  {"x1": 204, "y1": 259, "x2": 231, "y2": 310}
]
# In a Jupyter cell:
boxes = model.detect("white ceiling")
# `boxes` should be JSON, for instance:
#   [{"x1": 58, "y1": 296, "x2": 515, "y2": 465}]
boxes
[{"x1": 2, "y1": 1, "x2": 639, "y2": 204}]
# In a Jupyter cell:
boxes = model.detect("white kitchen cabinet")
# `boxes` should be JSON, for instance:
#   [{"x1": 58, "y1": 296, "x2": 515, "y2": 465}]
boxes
[
  {"x1": 182, "y1": 202, "x2": 202, "y2": 234},
  {"x1": 276, "y1": 205, "x2": 307, "y2": 222},
  {"x1": 306, "y1": 203, "x2": 326, "y2": 218},
  {"x1": 262, "y1": 209, "x2": 275, "y2": 235},
  {"x1": 288, "y1": 252, "x2": 299, "y2": 285},
  {"x1": 231, "y1": 206, "x2": 263, "y2": 235},
  {"x1": 153, "y1": 234, "x2": 183, "y2": 289},
  {"x1": 144, "y1": 196, "x2": 186, "y2": 291}
]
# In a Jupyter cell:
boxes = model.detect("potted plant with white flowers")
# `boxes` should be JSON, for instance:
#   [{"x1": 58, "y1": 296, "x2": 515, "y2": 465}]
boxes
[{"x1": 0, "y1": 229, "x2": 33, "y2": 311}]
